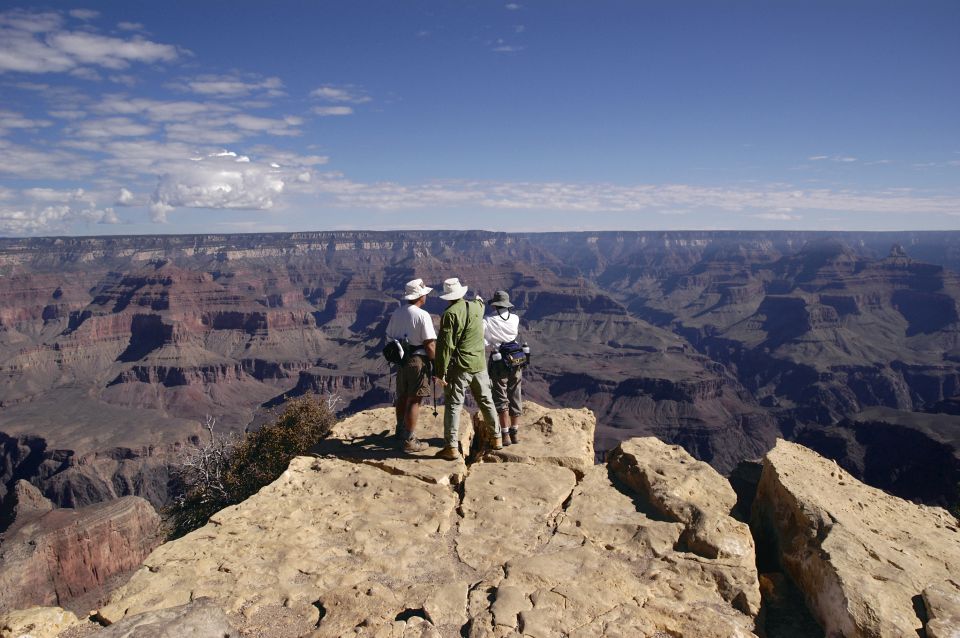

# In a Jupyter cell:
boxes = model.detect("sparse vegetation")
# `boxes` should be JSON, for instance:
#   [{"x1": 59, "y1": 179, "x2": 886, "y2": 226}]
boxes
[{"x1": 165, "y1": 396, "x2": 336, "y2": 538}]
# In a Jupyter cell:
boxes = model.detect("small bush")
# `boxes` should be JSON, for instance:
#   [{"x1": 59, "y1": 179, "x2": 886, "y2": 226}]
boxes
[{"x1": 165, "y1": 396, "x2": 336, "y2": 538}]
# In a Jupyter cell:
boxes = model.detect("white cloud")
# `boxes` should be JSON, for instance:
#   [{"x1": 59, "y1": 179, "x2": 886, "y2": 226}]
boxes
[
  {"x1": 752, "y1": 212, "x2": 802, "y2": 221},
  {"x1": 506, "y1": 3, "x2": 521, "y2": 9},
  {"x1": 149, "y1": 151, "x2": 289, "y2": 221},
  {"x1": 68, "y1": 9, "x2": 99, "y2": 20},
  {"x1": 309, "y1": 85, "x2": 371, "y2": 103},
  {"x1": 117, "y1": 188, "x2": 135, "y2": 204},
  {"x1": 0, "y1": 109, "x2": 52, "y2": 134},
  {"x1": 229, "y1": 113, "x2": 302, "y2": 136},
  {"x1": 0, "y1": 9, "x2": 179, "y2": 74},
  {"x1": 117, "y1": 21, "x2": 144, "y2": 31},
  {"x1": 306, "y1": 177, "x2": 960, "y2": 218},
  {"x1": 169, "y1": 74, "x2": 285, "y2": 97},
  {"x1": 807, "y1": 154, "x2": 858, "y2": 163},
  {"x1": 0, "y1": 138, "x2": 93, "y2": 179},
  {"x1": 808, "y1": 155, "x2": 829, "y2": 161},
  {"x1": 312, "y1": 106, "x2": 353, "y2": 117},
  {"x1": 23, "y1": 187, "x2": 94, "y2": 204},
  {"x1": 0, "y1": 203, "x2": 118, "y2": 235},
  {"x1": 68, "y1": 116, "x2": 155, "y2": 138},
  {"x1": 493, "y1": 45, "x2": 524, "y2": 53}
]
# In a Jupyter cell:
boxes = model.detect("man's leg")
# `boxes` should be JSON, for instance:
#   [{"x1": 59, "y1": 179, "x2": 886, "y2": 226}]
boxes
[
  {"x1": 405, "y1": 396, "x2": 423, "y2": 436},
  {"x1": 442, "y1": 372, "x2": 468, "y2": 453},
  {"x1": 507, "y1": 369, "x2": 523, "y2": 442},
  {"x1": 394, "y1": 396, "x2": 406, "y2": 439},
  {"x1": 469, "y1": 369, "x2": 502, "y2": 445}
]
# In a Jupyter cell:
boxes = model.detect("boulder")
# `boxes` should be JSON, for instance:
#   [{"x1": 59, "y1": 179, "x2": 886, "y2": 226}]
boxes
[
  {"x1": 0, "y1": 606, "x2": 81, "y2": 638},
  {"x1": 923, "y1": 580, "x2": 960, "y2": 638},
  {"x1": 481, "y1": 404, "x2": 595, "y2": 477},
  {"x1": 97, "y1": 598, "x2": 236, "y2": 637},
  {"x1": 752, "y1": 439, "x2": 960, "y2": 638},
  {"x1": 98, "y1": 405, "x2": 759, "y2": 636},
  {"x1": 0, "y1": 496, "x2": 161, "y2": 612}
]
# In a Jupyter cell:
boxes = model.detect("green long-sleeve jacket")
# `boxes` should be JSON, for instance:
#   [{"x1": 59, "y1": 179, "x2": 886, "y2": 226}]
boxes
[{"x1": 434, "y1": 298, "x2": 487, "y2": 379}]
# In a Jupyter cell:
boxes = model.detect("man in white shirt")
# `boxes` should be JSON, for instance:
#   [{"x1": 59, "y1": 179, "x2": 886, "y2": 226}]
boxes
[
  {"x1": 483, "y1": 290, "x2": 524, "y2": 445},
  {"x1": 386, "y1": 278, "x2": 437, "y2": 453}
]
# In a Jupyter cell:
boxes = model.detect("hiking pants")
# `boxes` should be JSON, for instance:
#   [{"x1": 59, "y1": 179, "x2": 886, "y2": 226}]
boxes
[{"x1": 443, "y1": 368, "x2": 501, "y2": 448}]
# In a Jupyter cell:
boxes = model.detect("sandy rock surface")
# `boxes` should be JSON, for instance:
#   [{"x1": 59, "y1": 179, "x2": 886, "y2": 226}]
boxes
[
  {"x1": 0, "y1": 606, "x2": 81, "y2": 638},
  {"x1": 482, "y1": 404, "x2": 595, "y2": 477},
  {"x1": 95, "y1": 404, "x2": 759, "y2": 637},
  {"x1": 753, "y1": 439, "x2": 960, "y2": 638},
  {"x1": 96, "y1": 598, "x2": 236, "y2": 637},
  {"x1": 316, "y1": 406, "x2": 472, "y2": 485}
]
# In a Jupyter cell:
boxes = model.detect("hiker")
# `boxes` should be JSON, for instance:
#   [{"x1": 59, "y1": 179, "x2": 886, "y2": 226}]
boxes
[
  {"x1": 483, "y1": 290, "x2": 527, "y2": 445},
  {"x1": 433, "y1": 278, "x2": 502, "y2": 460},
  {"x1": 385, "y1": 278, "x2": 436, "y2": 453}
]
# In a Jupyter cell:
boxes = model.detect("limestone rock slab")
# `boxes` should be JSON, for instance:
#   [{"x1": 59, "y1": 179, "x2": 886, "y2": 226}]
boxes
[
  {"x1": 482, "y1": 405, "x2": 595, "y2": 477},
  {"x1": 0, "y1": 606, "x2": 81, "y2": 638},
  {"x1": 99, "y1": 456, "x2": 459, "y2": 628},
  {"x1": 317, "y1": 407, "x2": 471, "y2": 485},
  {"x1": 753, "y1": 439, "x2": 960, "y2": 638},
  {"x1": 97, "y1": 598, "x2": 236, "y2": 637},
  {"x1": 924, "y1": 580, "x2": 960, "y2": 638},
  {"x1": 457, "y1": 463, "x2": 577, "y2": 573}
]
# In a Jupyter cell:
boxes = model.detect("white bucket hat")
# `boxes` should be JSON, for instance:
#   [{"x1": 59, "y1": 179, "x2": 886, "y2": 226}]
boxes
[
  {"x1": 402, "y1": 278, "x2": 433, "y2": 300},
  {"x1": 439, "y1": 277, "x2": 468, "y2": 300}
]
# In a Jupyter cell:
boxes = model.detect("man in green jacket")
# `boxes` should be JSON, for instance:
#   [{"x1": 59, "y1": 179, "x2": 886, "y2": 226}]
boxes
[{"x1": 433, "y1": 277, "x2": 502, "y2": 460}]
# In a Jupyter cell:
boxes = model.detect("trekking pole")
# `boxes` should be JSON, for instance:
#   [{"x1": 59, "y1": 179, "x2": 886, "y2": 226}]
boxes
[{"x1": 430, "y1": 361, "x2": 439, "y2": 417}]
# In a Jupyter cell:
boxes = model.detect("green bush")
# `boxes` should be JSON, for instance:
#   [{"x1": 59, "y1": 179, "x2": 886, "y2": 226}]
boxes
[{"x1": 165, "y1": 396, "x2": 336, "y2": 538}]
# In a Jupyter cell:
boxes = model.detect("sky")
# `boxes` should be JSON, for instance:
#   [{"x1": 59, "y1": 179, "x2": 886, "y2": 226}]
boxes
[{"x1": 0, "y1": 0, "x2": 958, "y2": 236}]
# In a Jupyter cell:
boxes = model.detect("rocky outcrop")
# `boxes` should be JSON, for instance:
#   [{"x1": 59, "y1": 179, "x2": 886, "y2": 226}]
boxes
[
  {"x1": 0, "y1": 606, "x2": 82, "y2": 638},
  {"x1": 96, "y1": 599, "x2": 237, "y2": 638},
  {"x1": 752, "y1": 439, "x2": 960, "y2": 637},
  {"x1": 0, "y1": 496, "x2": 161, "y2": 613},
  {"x1": 95, "y1": 404, "x2": 760, "y2": 636}
]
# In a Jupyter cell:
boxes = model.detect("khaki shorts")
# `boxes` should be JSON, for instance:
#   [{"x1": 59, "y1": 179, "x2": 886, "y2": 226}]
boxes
[
  {"x1": 489, "y1": 359, "x2": 522, "y2": 416},
  {"x1": 397, "y1": 355, "x2": 432, "y2": 398}
]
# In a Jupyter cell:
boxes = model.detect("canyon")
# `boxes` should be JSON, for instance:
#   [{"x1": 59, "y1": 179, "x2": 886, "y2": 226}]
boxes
[{"x1": 0, "y1": 230, "x2": 959, "y2": 515}]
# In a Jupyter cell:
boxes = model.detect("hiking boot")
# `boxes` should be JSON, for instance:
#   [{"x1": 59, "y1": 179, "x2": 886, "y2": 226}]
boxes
[
  {"x1": 509, "y1": 427, "x2": 519, "y2": 445},
  {"x1": 490, "y1": 435, "x2": 503, "y2": 451},
  {"x1": 436, "y1": 446, "x2": 462, "y2": 461},
  {"x1": 501, "y1": 432, "x2": 511, "y2": 447},
  {"x1": 402, "y1": 437, "x2": 427, "y2": 453}
]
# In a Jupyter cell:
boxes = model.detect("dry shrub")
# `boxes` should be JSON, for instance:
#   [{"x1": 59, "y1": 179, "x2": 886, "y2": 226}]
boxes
[{"x1": 165, "y1": 396, "x2": 335, "y2": 538}]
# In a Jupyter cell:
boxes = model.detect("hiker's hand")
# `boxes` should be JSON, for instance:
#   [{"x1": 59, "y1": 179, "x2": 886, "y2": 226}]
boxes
[{"x1": 434, "y1": 376, "x2": 447, "y2": 387}]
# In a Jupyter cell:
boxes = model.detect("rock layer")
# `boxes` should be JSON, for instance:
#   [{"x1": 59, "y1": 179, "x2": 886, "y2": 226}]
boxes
[
  {"x1": 752, "y1": 439, "x2": 960, "y2": 638},
  {"x1": 0, "y1": 496, "x2": 160, "y2": 613},
  {"x1": 97, "y1": 404, "x2": 760, "y2": 636}
]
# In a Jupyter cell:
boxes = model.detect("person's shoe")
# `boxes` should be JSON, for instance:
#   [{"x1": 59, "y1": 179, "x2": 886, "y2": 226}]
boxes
[
  {"x1": 490, "y1": 435, "x2": 503, "y2": 451},
  {"x1": 436, "y1": 446, "x2": 462, "y2": 461},
  {"x1": 501, "y1": 432, "x2": 511, "y2": 447},
  {"x1": 509, "y1": 427, "x2": 519, "y2": 445},
  {"x1": 403, "y1": 437, "x2": 428, "y2": 453}
]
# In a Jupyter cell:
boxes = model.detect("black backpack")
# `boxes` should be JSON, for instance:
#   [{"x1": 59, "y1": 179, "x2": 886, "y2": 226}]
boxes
[
  {"x1": 498, "y1": 341, "x2": 528, "y2": 369},
  {"x1": 382, "y1": 338, "x2": 411, "y2": 365}
]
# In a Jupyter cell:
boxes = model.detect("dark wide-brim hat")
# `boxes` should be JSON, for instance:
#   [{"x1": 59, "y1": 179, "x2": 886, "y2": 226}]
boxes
[{"x1": 488, "y1": 290, "x2": 514, "y2": 308}]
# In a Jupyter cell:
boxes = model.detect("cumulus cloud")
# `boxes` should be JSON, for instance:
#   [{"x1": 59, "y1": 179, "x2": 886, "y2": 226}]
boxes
[
  {"x1": 169, "y1": 74, "x2": 285, "y2": 98},
  {"x1": 309, "y1": 85, "x2": 370, "y2": 103},
  {"x1": 68, "y1": 9, "x2": 99, "y2": 20},
  {"x1": 0, "y1": 202, "x2": 119, "y2": 235},
  {"x1": 0, "y1": 109, "x2": 52, "y2": 134},
  {"x1": 149, "y1": 151, "x2": 289, "y2": 221},
  {"x1": 312, "y1": 106, "x2": 353, "y2": 117},
  {"x1": 68, "y1": 116, "x2": 155, "y2": 138},
  {"x1": 0, "y1": 8, "x2": 179, "y2": 74},
  {"x1": 117, "y1": 21, "x2": 144, "y2": 31}
]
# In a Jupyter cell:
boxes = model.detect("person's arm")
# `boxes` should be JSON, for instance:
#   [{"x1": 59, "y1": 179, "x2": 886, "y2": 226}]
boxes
[
  {"x1": 423, "y1": 339, "x2": 436, "y2": 360},
  {"x1": 433, "y1": 311, "x2": 456, "y2": 380}
]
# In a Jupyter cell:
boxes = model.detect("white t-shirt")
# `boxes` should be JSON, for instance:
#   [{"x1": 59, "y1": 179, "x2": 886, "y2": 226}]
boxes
[
  {"x1": 386, "y1": 303, "x2": 437, "y2": 355},
  {"x1": 483, "y1": 311, "x2": 520, "y2": 348}
]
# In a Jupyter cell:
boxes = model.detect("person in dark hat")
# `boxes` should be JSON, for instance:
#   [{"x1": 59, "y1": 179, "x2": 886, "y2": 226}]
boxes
[{"x1": 483, "y1": 290, "x2": 525, "y2": 445}]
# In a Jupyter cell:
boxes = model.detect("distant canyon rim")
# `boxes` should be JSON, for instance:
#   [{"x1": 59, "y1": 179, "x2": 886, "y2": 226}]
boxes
[{"x1": 0, "y1": 230, "x2": 958, "y2": 516}]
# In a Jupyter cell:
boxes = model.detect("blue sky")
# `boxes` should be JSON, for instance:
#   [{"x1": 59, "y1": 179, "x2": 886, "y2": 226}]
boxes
[{"x1": 0, "y1": 1, "x2": 958, "y2": 236}]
